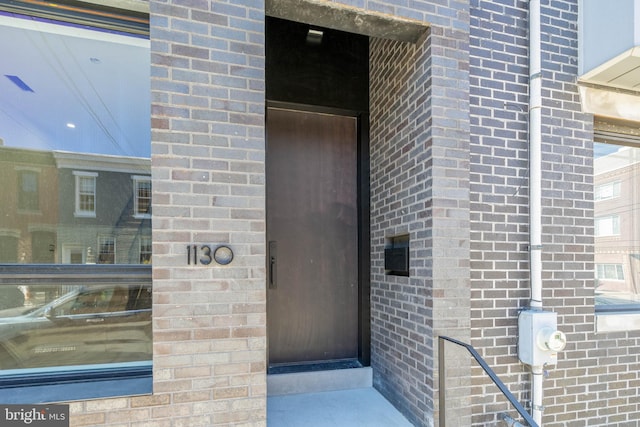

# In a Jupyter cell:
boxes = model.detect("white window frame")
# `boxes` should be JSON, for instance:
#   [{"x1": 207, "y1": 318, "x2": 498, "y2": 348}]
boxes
[
  {"x1": 595, "y1": 263, "x2": 624, "y2": 280},
  {"x1": 139, "y1": 235, "x2": 152, "y2": 264},
  {"x1": 97, "y1": 235, "x2": 116, "y2": 264},
  {"x1": 595, "y1": 180, "x2": 621, "y2": 201},
  {"x1": 73, "y1": 171, "x2": 98, "y2": 217},
  {"x1": 595, "y1": 215, "x2": 620, "y2": 236},
  {"x1": 132, "y1": 175, "x2": 151, "y2": 219}
]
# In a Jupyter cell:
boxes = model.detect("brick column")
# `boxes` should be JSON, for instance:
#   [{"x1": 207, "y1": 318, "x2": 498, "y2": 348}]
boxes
[
  {"x1": 369, "y1": 2, "x2": 471, "y2": 426},
  {"x1": 150, "y1": 0, "x2": 266, "y2": 425}
]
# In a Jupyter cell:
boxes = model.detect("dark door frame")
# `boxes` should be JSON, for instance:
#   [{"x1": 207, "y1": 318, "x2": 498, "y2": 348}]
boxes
[{"x1": 266, "y1": 100, "x2": 370, "y2": 369}]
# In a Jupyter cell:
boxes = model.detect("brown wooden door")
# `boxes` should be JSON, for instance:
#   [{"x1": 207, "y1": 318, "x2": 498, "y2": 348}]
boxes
[{"x1": 266, "y1": 107, "x2": 358, "y2": 368}]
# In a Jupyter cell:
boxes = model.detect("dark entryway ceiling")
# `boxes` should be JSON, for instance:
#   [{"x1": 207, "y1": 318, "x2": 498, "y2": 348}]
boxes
[{"x1": 266, "y1": 16, "x2": 369, "y2": 112}]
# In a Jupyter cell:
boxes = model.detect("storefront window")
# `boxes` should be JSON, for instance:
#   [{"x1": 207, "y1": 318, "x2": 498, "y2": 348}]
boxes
[
  {"x1": 0, "y1": 14, "x2": 151, "y2": 266},
  {"x1": 594, "y1": 142, "x2": 640, "y2": 313},
  {"x1": 0, "y1": 282, "x2": 151, "y2": 370},
  {"x1": 0, "y1": 5, "x2": 151, "y2": 398}
]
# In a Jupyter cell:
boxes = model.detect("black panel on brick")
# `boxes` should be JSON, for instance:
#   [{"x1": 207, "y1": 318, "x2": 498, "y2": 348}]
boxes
[{"x1": 266, "y1": 16, "x2": 369, "y2": 112}]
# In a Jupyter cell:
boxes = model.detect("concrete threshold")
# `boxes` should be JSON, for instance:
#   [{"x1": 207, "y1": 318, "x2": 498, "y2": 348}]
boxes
[
  {"x1": 267, "y1": 366, "x2": 373, "y2": 396},
  {"x1": 267, "y1": 368, "x2": 413, "y2": 427}
]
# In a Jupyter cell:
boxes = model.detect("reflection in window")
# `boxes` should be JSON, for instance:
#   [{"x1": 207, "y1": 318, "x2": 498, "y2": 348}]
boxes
[
  {"x1": 0, "y1": 15, "x2": 150, "y2": 266},
  {"x1": 70, "y1": 251, "x2": 83, "y2": 264},
  {"x1": 595, "y1": 215, "x2": 620, "y2": 236},
  {"x1": 0, "y1": 235, "x2": 19, "y2": 263},
  {"x1": 0, "y1": 7, "x2": 151, "y2": 396},
  {"x1": 74, "y1": 171, "x2": 97, "y2": 217},
  {"x1": 133, "y1": 176, "x2": 151, "y2": 218},
  {"x1": 595, "y1": 180, "x2": 621, "y2": 201},
  {"x1": 0, "y1": 282, "x2": 151, "y2": 370},
  {"x1": 139, "y1": 236, "x2": 152, "y2": 264},
  {"x1": 594, "y1": 142, "x2": 640, "y2": 310},
  {"x1": 596, "y1": 263, "x2": 624, "y2": 280},
  {"x1": 17, "y1": 169, "x2": 39, "y2": 211},
  {"x1": 98, "y1": 236, "x2": 116, "y2": 264}
]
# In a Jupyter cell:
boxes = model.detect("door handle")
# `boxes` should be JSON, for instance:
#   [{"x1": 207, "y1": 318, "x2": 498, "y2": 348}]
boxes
[{"x1": 269, "y1": 241, "x2": 277, "y2": 289}]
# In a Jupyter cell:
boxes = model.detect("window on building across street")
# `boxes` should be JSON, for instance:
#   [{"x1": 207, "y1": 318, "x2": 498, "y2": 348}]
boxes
[
  {"x1": 594, "y1": 139, "x2": 640, "y2": 330},
  {"x1": 595, "y1": 215, "x2": 620, "y2": 236},
  {"x1": 139, "y1": 236, "x2": 152, "y2": 264},
  {"x1": 0, "y1": 1, "x2": 151, "y2": 402},
  {"x1": 595, "y1": 180, "x2": 621, "y2": 201},
  {"x1": 17, "y1": 169, "x2": 39, "y2": 211},
  {"x1": 133, "y1": 176, "x2": 151, "y2": 218},
  {"x1": 74, "y1": 171, "x2": 97, "y2": 217},
  {"x1": 596, "y1": 263, "x2": 624, "y2": 281},
  {"x1": 98, "y1": 236, "x2": 116, "y2": 264}
]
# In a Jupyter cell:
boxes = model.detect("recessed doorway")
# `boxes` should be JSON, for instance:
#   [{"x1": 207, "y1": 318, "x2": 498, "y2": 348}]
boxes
[{"x1": 265, "y1": 17, "x2": 370, "y2": 373}]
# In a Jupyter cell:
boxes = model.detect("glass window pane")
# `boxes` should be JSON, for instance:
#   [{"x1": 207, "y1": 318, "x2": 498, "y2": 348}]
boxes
[
  {"x1": 139, "y1": 236, "x2": 152, "y2": 264},
  {"x1": 18, "y1": 170, "x2": 39, "y2": 210},
  {"x1": 78, "y1": 175, "x2": 96, "y2": 213},
  {"x1": 0, "y1": 282, "x2": 151, "y2": 370},
  {"x1": 98, "y1": 237, "x2": 115, "y2": 264},
  {"x1": 0, "y1": 10, "x2": 152, "y2": 385},
  {"x1": 594, "y1": 142, "x2": 640, "y2": 309},
  {"x1": 0, "y1": 15, "x2": 151, "y2": 265},
  {"x1": 134, "y1": 178, "x2": 151, "y2": 216}
]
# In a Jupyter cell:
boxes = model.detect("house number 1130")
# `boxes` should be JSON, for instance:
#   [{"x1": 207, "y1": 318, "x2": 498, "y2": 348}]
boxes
[{"x1": 186, "y1": 245, "x2": 234, "y2": 266}]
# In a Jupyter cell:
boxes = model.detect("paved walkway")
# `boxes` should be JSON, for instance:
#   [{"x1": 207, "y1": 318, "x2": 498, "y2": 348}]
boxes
[{"x1": 267, "y1": 387, "x2": 413, "y2": 427}]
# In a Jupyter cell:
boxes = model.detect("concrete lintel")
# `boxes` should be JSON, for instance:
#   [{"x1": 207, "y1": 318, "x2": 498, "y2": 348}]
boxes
[{"x1": 266, "y1": 0, "x2": 429, "y2": 44}]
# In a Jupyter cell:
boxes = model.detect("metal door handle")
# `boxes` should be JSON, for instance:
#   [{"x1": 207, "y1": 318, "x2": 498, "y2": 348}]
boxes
[{"x1": 269, "y1": 241, "x2": 277, "y2": 289}]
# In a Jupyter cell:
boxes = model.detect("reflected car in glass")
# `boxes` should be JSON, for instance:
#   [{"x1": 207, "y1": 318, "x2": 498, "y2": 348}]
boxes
[{"x1": 0, "y1": 284, "x2": 151, "y2": 370}]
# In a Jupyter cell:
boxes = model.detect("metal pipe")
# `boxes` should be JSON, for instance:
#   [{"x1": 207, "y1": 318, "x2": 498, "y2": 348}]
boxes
[
  {"x1": 531, "y1": 365, "x2": 544, "y2": 425},
  {"x1": 439, "y1": 336, "x2": 446, "y2": 427},
  {"x1": 529, "y1": 0, "x2": 543, "y2": 310},
  {"x1": 529, "y1": 0, "x2": 544, "y2": 425}
]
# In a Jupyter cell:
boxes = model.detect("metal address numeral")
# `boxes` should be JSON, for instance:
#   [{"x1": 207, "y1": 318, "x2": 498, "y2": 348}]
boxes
[
  {"x1": 200, "y1": 245, "x2": 212, "y2": 265},
  {"x1": 187, "y1": 244, "x2": 233, "y2": 266}
]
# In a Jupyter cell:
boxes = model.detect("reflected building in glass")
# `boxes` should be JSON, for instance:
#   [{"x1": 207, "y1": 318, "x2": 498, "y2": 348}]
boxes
[
  {"x1": 594, "y1": 144, "x2": 640, "y2": 308},
  {"x1": 0, "y1": 146, "x2": 151, "y2": 266}
]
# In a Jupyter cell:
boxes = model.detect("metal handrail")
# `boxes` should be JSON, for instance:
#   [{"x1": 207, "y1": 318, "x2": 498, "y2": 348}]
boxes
[{"x1": 438, "y1": 335, "x2": 538, "y2": 427}]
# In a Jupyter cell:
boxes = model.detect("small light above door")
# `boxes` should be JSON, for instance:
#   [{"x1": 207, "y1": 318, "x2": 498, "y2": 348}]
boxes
[{"x1": 306, "y1": 28, "x2": 323, "y2": 45}]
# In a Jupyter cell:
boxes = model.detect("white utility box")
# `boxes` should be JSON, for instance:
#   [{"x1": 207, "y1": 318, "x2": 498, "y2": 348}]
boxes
[{"x1": 518, "y1": 310, "x2": 567, "y2": 366}]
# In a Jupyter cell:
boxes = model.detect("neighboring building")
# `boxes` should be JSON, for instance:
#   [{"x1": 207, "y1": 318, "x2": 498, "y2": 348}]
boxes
[
  {"x1": 0, "y1": 147, "x2": 151, "y2": 266},
  {"x1": 53, "y1": 151, "x2": 152, "y2": 265},
  {"x1": 0, "y1": 147, "x2": 58, "y2": 263},
  {"x1": 0, "y1": 1, "x2": 639, "y2": 427}
]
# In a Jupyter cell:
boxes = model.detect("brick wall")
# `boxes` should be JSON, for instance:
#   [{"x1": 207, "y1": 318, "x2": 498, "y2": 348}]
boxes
[
  {"x1": 470, "y1": 0, "x2": 640, "y2": 426},
  {"x1": 368, "y1": 1, "x2": 471, "y2": 425},
  {"x1": 469, "y1": 0, "x2": 531, "y2": 423},
  {"x1": 57, "y1": 0, "x2": 640, "y2": 426},
  {"x1": 69, "y1": 0, "x2": 267, "y2": 425}
]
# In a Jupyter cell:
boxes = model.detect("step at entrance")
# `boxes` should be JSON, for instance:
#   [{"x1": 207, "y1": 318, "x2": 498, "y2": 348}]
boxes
[{"x1": 267, "y1": 367, "x2": 372, "y2": 396}]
